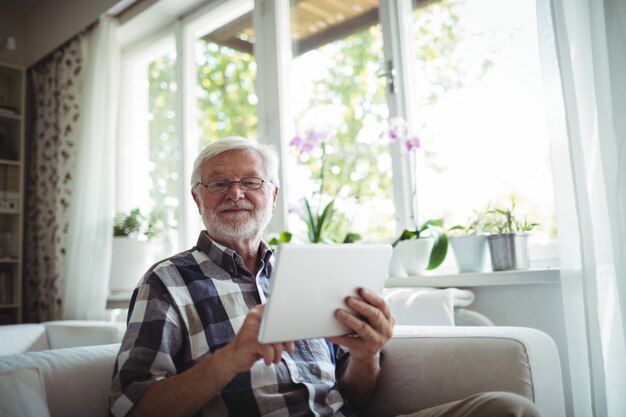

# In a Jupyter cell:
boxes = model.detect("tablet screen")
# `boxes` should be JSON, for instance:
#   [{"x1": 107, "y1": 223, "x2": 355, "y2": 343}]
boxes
[{"x1": 258, "y1": 243, "x2": 392, "y2": 343}]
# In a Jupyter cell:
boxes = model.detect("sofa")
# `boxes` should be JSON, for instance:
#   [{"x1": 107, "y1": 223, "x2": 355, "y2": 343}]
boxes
[
  {"x1": 0, "y1": 320, "x2": 126, "y2": 356},
  {"x1": 0, "y1": 325, "x2": 566, "y2": 417}
]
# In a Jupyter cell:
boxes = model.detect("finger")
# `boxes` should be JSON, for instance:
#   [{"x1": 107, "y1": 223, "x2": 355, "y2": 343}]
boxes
[
  {"x1": 358, "y1": 288, "x2": 393, "y2": 320},
  {"x1": 335, "y1": 308, "x2": 377, "y2": 340},
  {"x1": 272, "y1": 343, "x2": 283, "y2": 364},
  {"x1": 258, "y1": 343, "x2": 277, "y2": 366},
  {"x1": 283, "y1": 341, "x2": 295, "y2": 353},
  {"x1": 345, "y1": 296, "x2": 387, "y2": 331}
]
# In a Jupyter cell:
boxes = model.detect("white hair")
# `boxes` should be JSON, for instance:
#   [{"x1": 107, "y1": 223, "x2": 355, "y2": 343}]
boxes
[{"x1": 190, "y1": 136, "x2": 280, "y2": 187}]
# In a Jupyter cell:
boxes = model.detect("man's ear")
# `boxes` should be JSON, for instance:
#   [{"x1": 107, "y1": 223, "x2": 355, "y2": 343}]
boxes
[
  {"x1": 191, "y1": 189, "x2": 202, "y2": 214},
  {"x1": 272, "y1": 185, "x2": 279, "y2": 211}
]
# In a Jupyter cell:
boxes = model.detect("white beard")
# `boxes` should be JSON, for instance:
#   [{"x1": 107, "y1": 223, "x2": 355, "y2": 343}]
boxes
[{"x1": 204, "y1": 199, "x2": 273, "y2": 240}]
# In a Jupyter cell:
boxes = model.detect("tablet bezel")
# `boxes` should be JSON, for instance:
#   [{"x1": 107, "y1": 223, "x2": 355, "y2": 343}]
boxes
[{"x1": 258, "y1": 243, "x2": 392, "y2": 343}]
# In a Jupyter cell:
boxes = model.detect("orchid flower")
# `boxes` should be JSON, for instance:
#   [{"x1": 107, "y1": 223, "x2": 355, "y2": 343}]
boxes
[
  {"x1": 405, "y1": 135, "x2": 421, "y2": 152},
  {"x1": 388, "y1": 117, "x2": 408, "y2": 142},
  {"x1": 385, "y1": 117, "x2": 421, "y2": 152},
  {"x1": 289, "y1": 130, "x2": 326, "y2": 154}
]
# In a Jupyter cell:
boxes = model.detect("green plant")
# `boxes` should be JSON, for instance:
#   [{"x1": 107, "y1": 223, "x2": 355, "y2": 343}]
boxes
[
  {"x1": 290, "y1": 129, "x2": 362, "y2": 244},
  {"x1": 448, "y1": 204, "x2": 491, "y2": 236},
  {"x1": 113, "y1": 208, "x2": 165, "y2": 240},
  {"x1": 484, "y1": 199, "x2": 539, "y2": 234},
  {"x1": 391, "y1": 219, "x2": 448, "y2": 270},
  {"x1": 268, "y1": 231, "x2": 293, "y2": 250},
  {"x1": 302, "y1": 198, "x2": 362, "y2": 244}
]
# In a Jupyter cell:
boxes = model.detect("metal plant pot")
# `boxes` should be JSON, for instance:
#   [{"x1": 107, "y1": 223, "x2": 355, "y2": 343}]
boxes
[{"x1": 487, "y1": 232, "x2": 530, "y2": 271}]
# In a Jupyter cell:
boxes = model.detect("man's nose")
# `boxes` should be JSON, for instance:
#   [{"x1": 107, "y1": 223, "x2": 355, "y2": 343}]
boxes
[{"x1": 224, "y1": 181, "x2": 246, "y2": 200}]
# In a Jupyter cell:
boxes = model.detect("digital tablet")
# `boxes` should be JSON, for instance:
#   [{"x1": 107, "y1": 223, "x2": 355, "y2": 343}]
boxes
[{"x1": 258, "y1": 243, "x2": 392, "y2": 343}]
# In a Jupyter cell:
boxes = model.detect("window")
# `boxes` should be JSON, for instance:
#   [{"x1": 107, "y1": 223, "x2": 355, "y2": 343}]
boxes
[
  {"x1": 115, "y1": 0, "x2": 559, "y2": 288},
  {"x1": 287, "y1": 0, "x2": 395, "y2": 242},
  {"x1": 194, "y1": 16, "x2": 258, "y2": 145},
  {"x1": 117, "y1": 34, "x2": 179, "y2": 260},
  {"x1": 406, "y1": 0, "x2": 556, "y2": 245}
]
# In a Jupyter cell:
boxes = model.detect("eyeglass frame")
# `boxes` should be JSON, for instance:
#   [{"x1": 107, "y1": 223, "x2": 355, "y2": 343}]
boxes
[{"x1": 194, "y1": 177, "x2": 271, "y2": 194}]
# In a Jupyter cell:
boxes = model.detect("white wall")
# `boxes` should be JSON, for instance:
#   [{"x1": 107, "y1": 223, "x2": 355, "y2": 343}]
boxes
[
  {"x1": 467, "y1": 282, "x2": 573, "y2": 417},
  {"x1": 0, "y1": 0, "x2": 123, "y2": 67}
]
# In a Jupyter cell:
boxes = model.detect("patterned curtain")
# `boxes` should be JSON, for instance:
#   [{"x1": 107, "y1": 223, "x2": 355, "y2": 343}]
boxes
[{"x1": 23, "y1": 37, "x2": 84, "y2": 322}]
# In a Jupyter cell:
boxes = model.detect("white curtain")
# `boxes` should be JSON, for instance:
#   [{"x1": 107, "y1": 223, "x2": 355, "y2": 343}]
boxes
[
  {"x1": 62, "y1": 15, "x2": 120, "y2": 320},
  {"x1": 539, "y1": 0, "x2": 626, "y2": 416}
]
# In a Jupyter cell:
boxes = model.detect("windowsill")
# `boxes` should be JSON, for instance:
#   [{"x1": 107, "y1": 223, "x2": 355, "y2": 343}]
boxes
[
  {"x1": 385, "y1": 267, "x2": 560, "y2": 288},
  {"x1": 107, "y1": 269, "x2": 561, "y2": 307},
  {"x1": 107, "y1": 290, "x2": 133, "y2": 310}
]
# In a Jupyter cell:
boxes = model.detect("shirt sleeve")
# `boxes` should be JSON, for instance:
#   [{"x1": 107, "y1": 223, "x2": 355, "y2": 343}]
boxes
[
  {"x1": 334, "y1": 344, "x2": 350, "y2": 379},
  {"x1": 109, "y1": 275, "x2": 183, "y2": 417}
]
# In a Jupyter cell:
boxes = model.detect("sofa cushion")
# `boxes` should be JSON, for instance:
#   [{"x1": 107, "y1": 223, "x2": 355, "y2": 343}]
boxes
[
  {"x1": 43, "y1": 320, "x2": 125, "y2": 349},
  {"x1": 383, "y1": 287, "x2": 476, "y2": 325},
  {"x1": 0, "y1": 323, "x2": 49, "y2": 355},
  {"x1": 0, "y1": 343, "x2": 120, "y2": 417},
  {"x1": 364, "y1": 326, "x2": 565, "y2": 417},
  {"x1": 0, "y1": 368, "x2": 51, "y2": 417}
]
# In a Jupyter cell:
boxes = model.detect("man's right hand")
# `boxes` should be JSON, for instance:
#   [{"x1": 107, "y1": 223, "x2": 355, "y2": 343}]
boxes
[
  {"x1": 126, "y1": 305, "x2": 295, "y2": 417},
  {"x1": 223, "y1": 305, "x2": 295, "y2": 373}
]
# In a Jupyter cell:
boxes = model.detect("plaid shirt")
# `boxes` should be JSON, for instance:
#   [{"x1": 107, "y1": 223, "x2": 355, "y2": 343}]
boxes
[{"x1": 110, "y1": 231, "x2": 354, "y2": 417}]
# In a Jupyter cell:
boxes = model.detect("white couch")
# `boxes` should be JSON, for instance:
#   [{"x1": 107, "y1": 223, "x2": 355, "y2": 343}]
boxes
[
  {"x1": 0, "y1": 320, "x2": 126, "y2": 355},
  {"x1": 0, "y1": 325, "x2": 566, "y2": 417}
]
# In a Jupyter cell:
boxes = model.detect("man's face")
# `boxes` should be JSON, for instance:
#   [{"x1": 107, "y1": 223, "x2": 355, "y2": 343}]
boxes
[{"x1": 192, "y1": 150, "x2": 278, "y2": 243}]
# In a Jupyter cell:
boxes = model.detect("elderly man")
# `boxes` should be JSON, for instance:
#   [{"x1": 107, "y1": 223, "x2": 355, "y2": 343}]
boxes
[
  {"x1": 110, "y1": 136, "x2": 393, "y2": 417},
  {"x1": 110, "y1": 136, "x2": 540, "y2": 417}
]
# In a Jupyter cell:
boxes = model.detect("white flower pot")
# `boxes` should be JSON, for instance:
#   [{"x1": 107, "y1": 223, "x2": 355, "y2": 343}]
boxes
[
  {"x1": 450, "y1": 235, "x2": 490, "y2": 273},
  {"x1": 109, "y1": 237, "x2": 152, "y2": 293},
  {"x1": 393, "y1": 238, "x2": 434, "y2": 276}
]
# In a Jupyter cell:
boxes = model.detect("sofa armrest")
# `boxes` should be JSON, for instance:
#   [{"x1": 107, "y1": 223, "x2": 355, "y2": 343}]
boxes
[
  {"x1": 0, "y1": 324, "x2": 50, "y2": 355},
  {"x1": 0, "y1": 343, "x2": 120, "y2": 417},
  {"x1": 365, "y1": 326, "x2": 565, "y2": 417},
  {"x1": 43, "y1": 320, "x2": 126, "y2": 349}
]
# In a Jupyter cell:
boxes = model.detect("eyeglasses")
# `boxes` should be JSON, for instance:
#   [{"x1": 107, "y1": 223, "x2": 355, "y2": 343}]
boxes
[{"x1": 195, "y1": 177, "x2": 268, "y2": 194}]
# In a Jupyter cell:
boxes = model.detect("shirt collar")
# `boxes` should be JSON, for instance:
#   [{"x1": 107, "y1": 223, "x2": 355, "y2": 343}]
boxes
[{"x1": 196, "y1": 231, "x2": 274, "y2": 277}]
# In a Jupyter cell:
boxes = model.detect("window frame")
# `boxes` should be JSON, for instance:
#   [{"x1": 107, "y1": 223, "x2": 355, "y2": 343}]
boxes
[{"x1": 116, "y1": 0, "x2": 559, "y2": 268}]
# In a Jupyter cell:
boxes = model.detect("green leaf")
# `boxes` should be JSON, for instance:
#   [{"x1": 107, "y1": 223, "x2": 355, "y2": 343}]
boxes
[
  {"x1": 303, "y1": 198, "x2": 317, "y2": 243},
  {"x1": 342, "y1": 233, "x2": 362, "y2": 243},
  {"x1": 427, "y1": 231, "x2": 448, "y2": 270},
  {"x1": 391, "y1": 229, "x2": 418, "y2": 247},
  {"x1": 268, "y1": 231, "x2": 293, "y2": 249},
  {"x1": 279, "y1": 231, "x2": 293, "y2": 243},
  {"x1": 315, "y1": 200, "x2": 335, "y2": 243}
]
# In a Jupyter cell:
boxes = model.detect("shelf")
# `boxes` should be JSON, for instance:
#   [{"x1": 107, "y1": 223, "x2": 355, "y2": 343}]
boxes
[
  {"x1": 386, "y1": 268, "x2": 560, "y2": 288},
  {"x1": 0, "y1": 159, "x2": 20, "y2": 167},
  {"x1": 107, "y1": 291, "x2": 133, "y2": 310},
  {"x1": 0, "y1": 258, "x2": 19, "y2": 264},
  {"x1": 0, "y1": 62, "x2": 24, "y2": 323},
  {"x1": 0, "y1": 112, "x2": 21, "y2": 121}
]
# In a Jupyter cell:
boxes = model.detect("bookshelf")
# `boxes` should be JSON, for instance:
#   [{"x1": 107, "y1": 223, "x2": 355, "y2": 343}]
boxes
[{"x1": 0, "y1": 62, "x2": 24, "y2": 324}]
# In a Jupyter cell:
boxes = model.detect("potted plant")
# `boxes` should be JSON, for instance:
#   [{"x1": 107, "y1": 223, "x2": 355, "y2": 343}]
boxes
[
  {"x1": 110, "y1": 208, "x2": 165, "y2": 293},
  {"x1": 289, "y1": 130, "x2": 362, "y2": 246},
  {"x1": 390, "y1": 219, "x2": 448, "y2": 276},
  {"x1": 484, "y1": 199, "x2": 539, "y2": 271},
  {"x1": 448, "y1": 206, "x2": 491, "y2": 273}
]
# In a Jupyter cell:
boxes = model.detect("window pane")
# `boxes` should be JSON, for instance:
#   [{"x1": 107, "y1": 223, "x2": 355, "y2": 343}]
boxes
[
  {"x1": 287, "y1": 0, "x2": 394, "y2": 243},
  {"x1": 196, "y1": 25, "x2": 258, "y2": 148},
  {"x1": 118, "y1": 41, "x2": 180, "y2": 259},
  {"x1": 409, "y1": 0, "x2": 556, "y2": 241},
  {"x1": 147, "y1": 50, "x2": 180, "y2": 255}
]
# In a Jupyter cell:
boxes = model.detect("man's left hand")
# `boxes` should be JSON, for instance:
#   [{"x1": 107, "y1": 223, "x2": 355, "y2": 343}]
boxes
[{"x1": 327, "y1": 288, "x2": 395, "y2": 361}]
